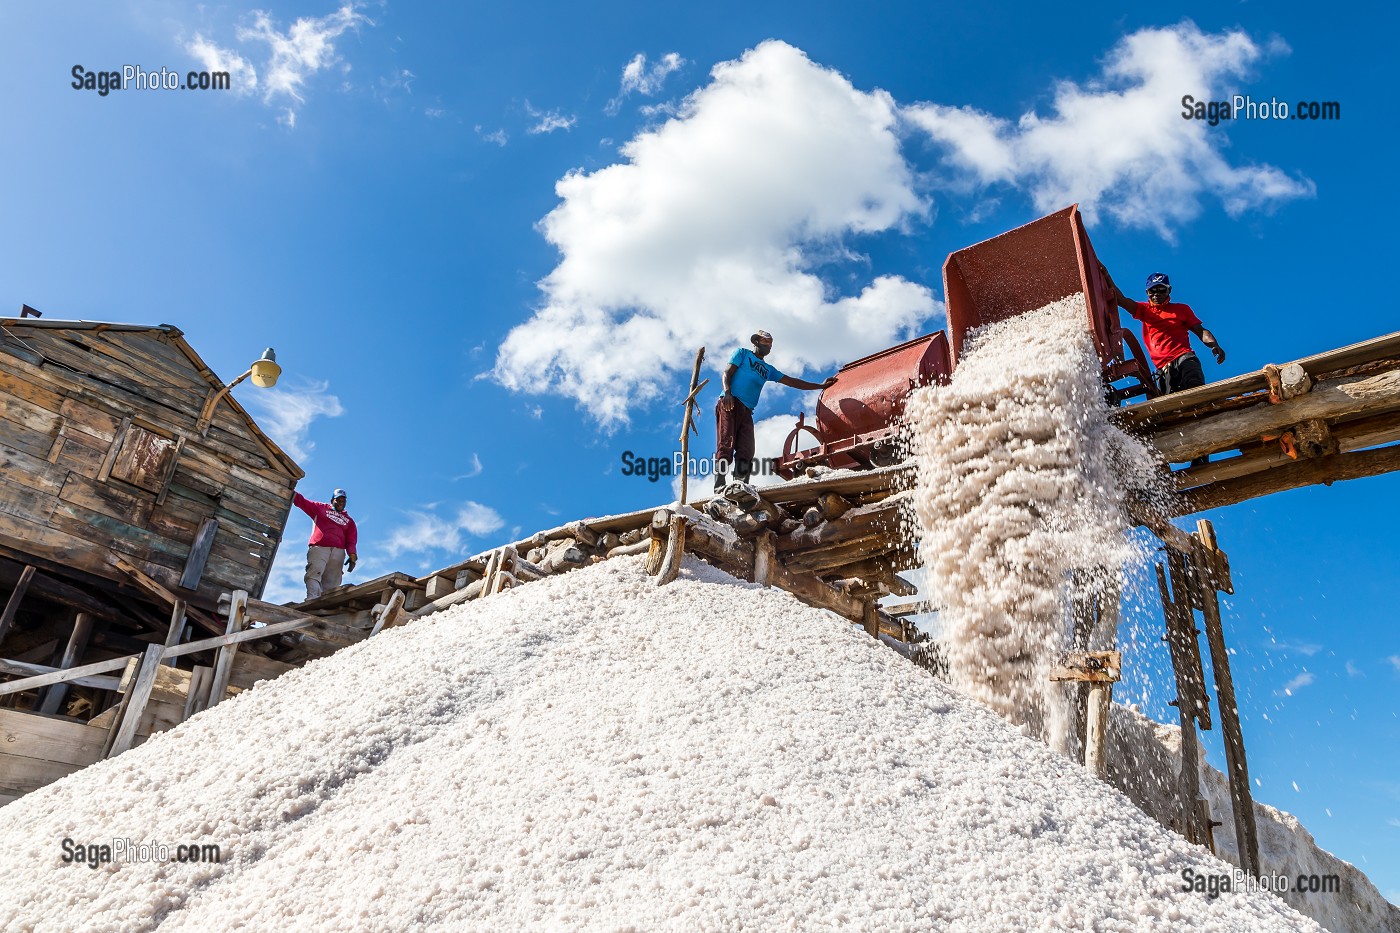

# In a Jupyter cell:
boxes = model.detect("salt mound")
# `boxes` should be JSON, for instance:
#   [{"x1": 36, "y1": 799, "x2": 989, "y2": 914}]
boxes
[
  {"x1": 905, "y1": 295, "x2": 1157, "y2": 748},
  {"x1": 0, "y1": 557, "x2": 1314, "y2": 931}
]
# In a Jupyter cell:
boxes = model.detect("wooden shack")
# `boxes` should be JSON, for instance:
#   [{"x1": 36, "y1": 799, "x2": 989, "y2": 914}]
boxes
[{"x1": 0, "y1": 313, "x2": 303, "y2": 690}]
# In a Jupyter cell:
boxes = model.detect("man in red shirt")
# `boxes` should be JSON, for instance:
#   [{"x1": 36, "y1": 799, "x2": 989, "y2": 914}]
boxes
[
  {"x1": 1104, "y1": 270, "x2": 1226, "y2": 394},
  {"x1": 292, "y1": 488, "x2": 359, "y2": 600}
]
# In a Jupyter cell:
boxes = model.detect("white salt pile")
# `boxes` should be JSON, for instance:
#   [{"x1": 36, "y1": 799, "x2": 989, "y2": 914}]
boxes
[
  {"x1": 0, "y1": 556, "x2": 1315, "y2": 931},
  {"x1": 904, "y1": 295, "x2": 1156, "y2": 748}
]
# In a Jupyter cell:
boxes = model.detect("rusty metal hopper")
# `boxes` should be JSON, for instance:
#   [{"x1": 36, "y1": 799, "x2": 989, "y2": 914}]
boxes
[
  {"x1": 778, "y1": 332, "x2": 951, "y2": 478},
  {"x1": 942, "y1": 204, "x2": 1155, "y2": 397}
]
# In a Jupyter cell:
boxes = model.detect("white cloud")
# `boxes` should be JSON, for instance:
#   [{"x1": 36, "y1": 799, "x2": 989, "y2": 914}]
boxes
[
  {"x1": 1278, "y1": 671, "x2": 1315, "y2": 696},
  {"x1": 184, "y1": 2, "x2": 371, "y2": 127},
  {"x1": 902, "y1": 22, "x2": 1314, "y2": 236},
  {"x1": 494, "y1": 40, "x2": 935, "y2": 426},
  {"x1": 186, "y1": 33, "x2": 258, "y2": 96},
  {"x1": 526, "y1": 101, "x2": 577, "y2": 134},
  {"x1": 238, "y1": 3, "x2": 370, "y2": 104},
  {"x1": 475, "y1": 125, "x2": 508, "y2": 146},
  {"x1": 384, "y1": 502, "x2": 506, "y2": 559},
  {"x1": 453, "y1": 453, "x2": 483, "y2": 481},
  {"x1": 1389, "y1": 655, "x2": 1400, "y2": 673},
  {"x1": 608, "y1": 52, "x2": 685, "y2": 113},
  {"x1": 246, "y1": 378, "x2": 344, "y2": 462},
  {"x1": 1345, "y1": 660, "x2": 1363, "y2": 677}
]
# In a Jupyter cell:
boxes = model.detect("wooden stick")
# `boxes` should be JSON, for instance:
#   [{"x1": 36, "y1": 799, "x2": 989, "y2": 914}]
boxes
[
  {"x1": 644, "y1": 509, "x2": 671, "y2": 576},
  {"x1": 106, "y1": 644, "x2": 165, "y2": 757},
  {"x1": 678, "y1": 347, "x2": 705, "y2": 506},
  {"x1": 99, "y1": 656, "x2": 141, "y2": 757},
  {"x1": 0, "y1": 564, "x2": 36, "y2": 643},
  {"x1": 1194, "y1": 520, "x2": 1261, "y2": 877}
]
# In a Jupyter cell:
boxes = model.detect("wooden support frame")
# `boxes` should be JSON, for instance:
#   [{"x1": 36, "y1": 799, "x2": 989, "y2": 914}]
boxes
[
  {"x1": 1156, "y1": 559, "x2": 1208, "y2": 846},
  {"x1": 37, "y1": 612, "x2": 94, "y2": 714},
  {"x1": 0, "y1": 564, "x2": 36, "y2": 643},
  {"x1": 1193, "y1": 520, "x2": 1261, "y2": 876},
  {"x1": 105, "y1": 644, "x2": 163, "y2": 757},
  {"x1": 205, "y1": 589, "x2": 248, "y2": 710}
]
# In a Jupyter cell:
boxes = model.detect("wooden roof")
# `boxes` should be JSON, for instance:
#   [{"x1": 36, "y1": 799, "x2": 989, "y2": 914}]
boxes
[{"x1": 0, "y1": 318, "x2": 303, "y2": 479}]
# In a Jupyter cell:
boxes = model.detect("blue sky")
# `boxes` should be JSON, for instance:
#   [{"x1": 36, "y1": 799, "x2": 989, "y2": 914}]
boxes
[{"x1": 3, "y1": 0, "x2": 1396, "y2": 901}]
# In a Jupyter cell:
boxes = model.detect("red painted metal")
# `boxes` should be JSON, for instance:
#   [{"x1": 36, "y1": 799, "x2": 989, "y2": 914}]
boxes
[
  {"x1": 777, "y1": 332, "x2": 951, "y2": 478},
  {"x1": 942, "y1": 204, "x2": 1156, "y2": 397}
]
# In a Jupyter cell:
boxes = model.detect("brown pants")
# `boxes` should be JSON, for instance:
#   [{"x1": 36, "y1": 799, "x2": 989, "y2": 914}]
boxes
[
  {"x1": 304, "y1": 545, "x2": 345, "y2": 600},
  {"x1": 714, "y1": 397, "x2": 755, "y2": 490}
]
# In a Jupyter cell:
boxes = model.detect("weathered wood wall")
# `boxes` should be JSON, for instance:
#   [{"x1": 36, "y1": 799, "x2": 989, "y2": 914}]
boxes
[{"x1": 0, "y1": 321, "x2": 302, "y2": 610}]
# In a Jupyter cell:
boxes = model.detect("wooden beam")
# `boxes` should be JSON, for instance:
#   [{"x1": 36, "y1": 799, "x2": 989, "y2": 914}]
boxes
[
  {"x1": 109, "y1": 554, "x2": 179, "y2": 607},
  {"x1": 37, "y1": 612, "x2": 94, "y2": 714},
  {"x1": 106, "y1": 644, "x2": 164, "y2": 757},
  {"x1": 1194, "y1": 521, "x2": 1261, "y2": 877},
  {"x1": 0, "y1": 564, "x2": 36, "y2": 643},
  {"x1": 1156, "y1": 557, "x2": 1207, "y2": 847},
  {"x1": 1152, "y1": 368, "x2": 1400, "y2": 463},
  {"x1": 205, "y1": 590, "x2": 248, "y2": 709},
  {"x1": 369, "y1": 589, "x2": 406, "y2": 636},
  {"x1": 1171, "y1": 442, "x2": 1400, "y2": 516},
  {"x1": 0, "y1": 656, "x2": 128, "y2": 694}
]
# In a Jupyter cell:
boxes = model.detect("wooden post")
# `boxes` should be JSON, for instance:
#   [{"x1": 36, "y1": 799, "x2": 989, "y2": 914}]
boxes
[
  {"x1": 1084, "y1": 683, "x2": 1111, "y2": 779},
  {"x1": 100, "y1": 656, "x2": 141, "y2": 757},
  {"x1": 206, "y1": 590, "x2": 248, "y2": 710},
  {"x1": 37, "y1": 613, "x2": 94, "y2": 715},
  {"x1": 162, "y1": 598, "x2": 188, "y2": 664},
  {"x1": 753, "y1": 532, "x2": 776, "y2": 587},
  {"x1": 1049, "y1": 650, "x2": 1120, "y2": 779},
  {"x1": 1195, "y1": 519, "x2": 1262, "y2": 877},
  {"x1": 179, "y1": 518, "x2": 219, "y2": 590},
  {"x1": 645, "y1": 509, "x2": 671, "y2": 576},
  {"x1": 0, "y1": 564, "x2": 36, "y2": 644},
  {"x1": 678, "y1": 347, "x2": 707, "y2": 506},
  {"x1": 656, "y1": 515, "x2": 687, "y2": 586},
  {"x1": 1155, "y1": 559, "x2": 1207, "y2": 846},
  {"x1": 861, "y1": 598, "x2": 879, "y2": 639},
  {"x1": 106, "y1": 644, "x2": 165, "y2": 757},
  {"x1": 369, "y1": 589, "x2": 407, "y2": 636}
]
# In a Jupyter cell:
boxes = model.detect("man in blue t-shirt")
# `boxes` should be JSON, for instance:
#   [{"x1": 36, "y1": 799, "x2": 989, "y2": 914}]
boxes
[{"x1": 714, "y1": 329, "x2": 835, "y2": 491}]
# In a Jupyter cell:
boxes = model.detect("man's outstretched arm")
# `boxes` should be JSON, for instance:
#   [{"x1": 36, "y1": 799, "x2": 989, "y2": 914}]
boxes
[
  {"x1": 779, "y1": 375, "x2": 837, "y2": 391},
  {"x1": 1191, "y1": 325, "x2": 1226, "y2": 364}
]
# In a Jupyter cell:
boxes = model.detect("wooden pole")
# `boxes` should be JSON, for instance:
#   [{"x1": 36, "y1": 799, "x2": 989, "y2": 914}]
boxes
[
  {"x1": 1194, "y1": 520, "x2": 1261, "y2": 877},
  {"x1": 0, "y1": 564, "x2": 36, "y2": 644},
  {"x1": 1084, "y1": 682, "x2": 1111, "y2": 779},
  {"x1": 656, "y1": 515, "x2": 687, "y2": 586},
  {"x1": 106, "y1": 644, "x2": 165, "y2": 757},
  {"x1": 1155, "y1": 560, "x2": 1207, "y2": 846},
  {"x1": 162, "y1": 598, "x2": 188, "y2": 664},
  {"x1": 37, "y1": 612, "x2": 94, "y2": 715},
  {"x1": 678, "y1": 347, "x2": 706, "y2": 506},
  {"x1": 206, "y1": 590, "x2": 249, "y2": 710}
]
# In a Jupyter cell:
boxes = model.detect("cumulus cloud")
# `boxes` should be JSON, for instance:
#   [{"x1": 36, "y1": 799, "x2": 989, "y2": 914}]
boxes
[
  {"x1": 246, "y1": 378, "x2": 344, "y2": 462},
  {"x1": 384, "y1": 502, "x2": 506, "y2": 559},
  {"x1": 183, "y1": 2, "x2": 371, "y2": 126},
  {"x1": 494, "y1": 40, "x2": 935, "y2": 426},
  {"x1": 608, "y1": 52, "x2": 685, "y2": 113},
  {"x1": 902, "y1": 22, "x2": 1315, "y2": 235}
]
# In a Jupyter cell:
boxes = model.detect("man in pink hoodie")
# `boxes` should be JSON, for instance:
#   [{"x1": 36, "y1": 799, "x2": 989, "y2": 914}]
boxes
[{"x1": 292, "y1": 487, "x2": 359, "y2": 600}]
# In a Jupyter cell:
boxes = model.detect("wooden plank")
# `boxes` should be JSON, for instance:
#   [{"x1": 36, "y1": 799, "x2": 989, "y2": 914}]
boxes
[
  {"x1": 228, "y1": 652, "x2": 294, "y2": 691},
  {"x1": 0, "y1": 441, "x2": 70, "y2": 496},
  {"x1": 0, "y1": 475, "x2": 58, "y2": 526},
  {"x1": 58, "y1": 472, "x2": 154, "y2": 527},
  {"x1": 106, "y1": 644, "x2": 165, "y2": 757},
  {"x1": 0, "y1": 708, "x2": 107, "y2": 767},
  {"x1": 0, "y1": 413, "x2": 59, "y2": 459},
  {"x1": 0, "y1": 363, "x2": 68, "y2": 412},
  {"x1": 0, "y1": 655, "x2": 129, "y2": 695},
  {"x1": 0, "y1": 754, "x2": 86, "y2": 797},
  {"x1": 0, "y1": 564, "x2": 37, "y2": 643},
  {"x1": 1155, "y1": 560, "x2": 1207, "y2": 846},
  {"x1": 369, "y1": 589, "x2": 406, "y2": 636},
  {"x1": 179, "y1": 518, "x2": 219, "y2": 590},
  {"x1": 162, "y1": 598, "x2": 188, "y2": 660},
  {"x1": 1049, "y1": 650, "x2": 1122, "y2": 684},
  {"x1": 0, "y1": 393, "x2": 61, "y2": 438}
]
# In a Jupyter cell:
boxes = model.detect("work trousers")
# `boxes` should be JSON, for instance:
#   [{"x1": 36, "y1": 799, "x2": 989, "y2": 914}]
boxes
[
  {"x1": 304, "y1": 545, "x2": 346, "y2": 600},
  {"x1": 1156, "y1": 352, "x2": 1205, "y2": 395},
  {"x1": 714, "y1": 397, "x2": 755, "y2": 491}
]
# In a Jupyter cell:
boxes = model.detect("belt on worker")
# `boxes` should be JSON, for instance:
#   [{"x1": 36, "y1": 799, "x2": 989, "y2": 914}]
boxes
[{"x1": 1155, "y1": 351, "x2": 1198, "y2": 378}]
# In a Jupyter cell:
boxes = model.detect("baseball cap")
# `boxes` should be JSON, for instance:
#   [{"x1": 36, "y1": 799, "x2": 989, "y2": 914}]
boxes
[
  {"x1": 750, "y1": 329, "x2": 773, "y2": 345},
  {"x1": 333, "y1": 488, "x2": 348, "y2": 499},
  {"x1": 1145, "y1": 272, "x2": 1171, "y2": 291}
]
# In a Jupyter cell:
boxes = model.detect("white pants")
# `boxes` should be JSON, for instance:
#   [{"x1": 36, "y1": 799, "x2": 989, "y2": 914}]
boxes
[{"x1": 304, "y1": 546, "x2": 345, "y2": 600}]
